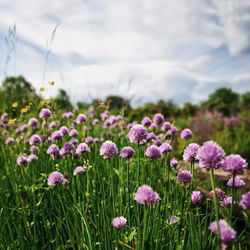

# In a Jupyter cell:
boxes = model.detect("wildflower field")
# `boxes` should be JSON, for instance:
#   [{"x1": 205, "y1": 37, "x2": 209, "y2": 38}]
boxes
[{"x1": 0, "y1": 105, "x2": 249, "y2": 250}]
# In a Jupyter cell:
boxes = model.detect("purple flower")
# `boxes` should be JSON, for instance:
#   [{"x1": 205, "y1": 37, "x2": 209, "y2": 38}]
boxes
[
  {"x1": 167, "y1": 216, "x2": 179, "y2": 224},
  {"x1": 222, "y1": 197, "x2": 232, "y2": 207},
  {"x1": 39, "y1": 108, "x2": 52, "y2": 119},
  {"x1": 40, "y1": 135, "x2": 46, "y2": 142},
  {"x1": 227, "y1": 176, "x2": 245, "y2": 188},
  {"x1": 47, "y1": 171, "x2": 67, "y2": 185},
  {"x1": 27, "y1": 154, "x2": 38, "y2": 162},
  {"x1": 183, "y1": 143, "x2": 199, "y2": 163},
  {"x1": 209, "y1": 219, "x2": 237, "y2": 243},
  {"x1": 170, "y1": 126, "x2": 178, "y2": 134},
  {"x1": 112, "y1": 216, "x2": 127, "y2": 229},
  {"x1": 134, "y1": 185, "x2": 161, "y2": 204},
  {"x1": 59, "y1": 126, "x2": 69, "y2": 136},
  {"x1": 51, "y1": 130, "x2": 63, "y2": 141},
  {"x1": 128, "y1": 125, "x2": 148, "y2": 145},
  {"x1": 64, "y1": 142, "x2": 75, "y2": 152},
  {"x1": 17, "y1": 154, "x2": 28, "y2": 165},
  {"x1": 29, "y1": 134, "x2": 42, "y2": 145},
  {"x1": 100, "y1": 111, "x2": 108, "y2": 121},
  {"x1": 191, "y1": 191, "x2": 203, "y2": 205},
  {"x1": 159, "y1": 142, "x2": 172, "y2": 153},
  {"x1": 177, "y1": 170, "x2": 192, "y2": 186},
  {"x1": 120, "y1": 147, "x2": 135, "y2": 162},
  {"x1": 73, "y1": 152, "x2": 79, "y2": 159},
  {"x1": 85, "y1": 136, "x2": 94, "y2": 144},
  {"x1": 76, "y1": 143, "x2": 90, "y2": 154},
  {"x1": 93, "y1": 119, "x2": 99, "y2": 125},
  {"x1": 77, "y1": 114, "x2": 87, "y2": 124},
  {"x1": 147, "y1": 132, "x2": 157, "y2": 141},
  {"x1": 240, "y1": 191, "x2": 250, "y2": 210},
  {"x1": 1, "y1": 113, "x2": 8, "y2": 121},
  {"x1": 154, "y1": 139, "x2": 162, "y2": 146},
  {"x1": 153, "y1": 113, "x2": 164, "y2": 125},
  {"x1": 94, "y1": 138, "x2": 99, "y2": 144},
  {"x1": 145, "y1": 145, "x2": 162, "y2": 160},
  {"x1": 170, "y1": 158, "x2": 178, "y2": 169},
  {"x1": 209, "y1": 188, "x2": 226, "y2": 201},
  {"x1": 5, "y1": 137, "x2": 14, "y2": 145},
  {"x1": 30, "y1": 145, "x2": 38, "y2": 152},
  {"x1": 197, "y1": 141, "x2": 225, "y2": 170},
  {"x1": 69, "y1": 129, "x2": 78, "y2": 137},
  {"x1": 162, "y1": 122, "x2": 171, "y2": 131},
  {"x1": 100, "y1": 141, "x2": 118, "y2": 159},
  {"x1": 70, "y1": 138, "x2": 78, "y2": 144},
  {"x1": 181, "y1": 128, "x2": 193, "y2": 140},
  {"x1": 47, "y1": 144, "x2": 61, "y2": 159},
  {"x1": 150, "y1": 123, "x2": 158, "y2": 131},
  {"x1": 21, "y1": 124, "x2": 28, "y2": 132},
  {"x1": 141, "y1": 117, "x2": 152, "y2": 127},
  {"x1": 223, "y1": 154, "x2": 247, "y2": 175},
  {"x1": 28, "y1": 118, "x2": 38, "y2": 127},
  {"x1": 49, "y1": 122, "x2": 57, "y2": 129},
  {"x1": 73, "y1": 166, "x2": 85, "y2": 176}
]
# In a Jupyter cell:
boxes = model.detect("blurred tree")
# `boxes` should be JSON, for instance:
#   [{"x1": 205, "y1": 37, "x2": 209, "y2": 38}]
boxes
[
  {"x1": 240, "y1": 92, "x2": 250, "y2": 108},
  {"x1": 0, "y1": 75, "x2": 39, "y2": 116},
  {"x1": 207, "y1": 88, "x2": 239, "y2": 116},
  {"x1": 54, "y1": 89, "x2": 72, "y2": 110},
  {"x1": 182, "y1": 102, "x2": 198, "y2": 116},
  {"x1": 105, "y1": 96, "x2": 131, "y2": 110}
]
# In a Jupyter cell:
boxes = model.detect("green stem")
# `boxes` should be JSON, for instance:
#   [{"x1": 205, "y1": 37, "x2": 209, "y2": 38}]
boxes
[
  {"x1": 142, "y1": 205, "x2": 147, "y2": 250},
  {"x1": 209, "y1": 167, "x2": 221, "y2": 244},
  {"x1": 127, "y1": 161, "x2": 131, "y2": 226},
  {"x1": 230, "y1": 172, "x2": 236, "y2": 224}
]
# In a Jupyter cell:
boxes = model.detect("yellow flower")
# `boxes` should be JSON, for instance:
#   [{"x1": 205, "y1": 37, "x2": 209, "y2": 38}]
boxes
[
  {"x1": 8, "y1": 118, "x2": 16, "y2": 124},
  {"x1": 45, "y1": 98, "x2": 50, "y2": 102},
  {"x1": 49, "y1": 81, "x2": 55, "y2": 86},
  {"x1": 12, "y1": 102, "x2": 18, "y2": 108},
  {"x1": 40, "y1": 87, "x2": 45, "y2": 92},
  {"x1": 21, "y1": 108, "x2": 28, "y2": 114},
  {"x1": 40, "y1": 100, "x2": 45, "y2": 106}
]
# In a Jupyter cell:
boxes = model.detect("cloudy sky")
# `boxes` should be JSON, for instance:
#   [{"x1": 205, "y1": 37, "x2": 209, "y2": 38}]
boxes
[{"x1": 0, "y1": 0, "x2": 250, "y2": 107}]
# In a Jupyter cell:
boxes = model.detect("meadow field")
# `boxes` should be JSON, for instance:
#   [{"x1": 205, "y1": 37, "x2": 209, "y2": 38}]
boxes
[{"x1": 0, "y1": 90, "x2": 249, "y2": 249}]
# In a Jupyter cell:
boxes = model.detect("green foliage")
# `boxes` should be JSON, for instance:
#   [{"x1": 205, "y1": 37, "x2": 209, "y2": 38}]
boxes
[
  {"x1": 54, "y1": 89, "x2": 73, "y2": 111},
  {"x1": 105, "y1": 95, "x2": 131, "y2": 110},
  {"x1": 240, "y1": 92, "x2": 250, "y2": 108}
]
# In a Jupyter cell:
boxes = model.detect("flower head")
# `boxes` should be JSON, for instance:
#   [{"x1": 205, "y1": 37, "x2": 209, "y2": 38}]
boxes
[
  {"x1": 159, "y1": 142, "x2": 172, "y2": 153},
  {"x1": 227, "y1": 176, "x2": 245, "y2": 188},
  {"x1": 29, "y1": 134, "x2": 42, "y2": 145},
  {"x1": 128, "y1": 125, "x2": 148, "y2": 145},
  {"x1": 167, "y1": 216, "x2": 179, "y2": 224},
  {"x1": 5, "y1": 137, "x2": 14, "y2": 145},
  {"x1": 181, "y1": 128, "x2": 193, "y2": 140},
  {"x1": 153, "y1": 113, "x2": 164, "y2": 125},
  {"x1": 59, "y1": 126, "x2": 69, "y2": 136},
  {"x1": 47, "y1": 144, "x2": 61, "y2": 159},
  {"x1": 39, "y1": 108, "x2": 52, "y2": 119},
  {"x1": 162, "y1": 122, "x2": 171, "y2": 131},
  {"x1": 197, "y1": 141, "x2": 225, "y2": 170},
  {"x1": 240, "y1": 191, "x2": 250, "y2": 210},
  {"x1": 209, "y1": 219, "x2": 237, "y2": 243},
  {"x1": 142, "y1": 117, "x2": 152, "y2": 127},
  {"x1": 145, "y1": 145, "x2": 162, "y2": 160},
  {"x1": 183, "y1": 143, "x2": 199, "y2": 162},
  {"x1": 191, "y1": 191, "x2": 203, "y2": 205},
  {"x1": 17, "y1": 154, "x2": 28, "y2": 165},
  {"x1": 77, "y1": 114, "x2": 87, "y2": 124},
  {"x1": 112, "y1": 216, "x2": 127, "y2": 229},
  {"x1": 27, "y1": 154, "x2": 38, "y2": 162},
  {"x1": 28, "y1": 118, "x2": 38, "y2": 127},
  {"x1": 223, "y1": 154, "x2": 247, "y2": 175},
  {"x1": 69, "y1": 129, "x2": 78, "y2": 137},
  {"x1": 100, "y1": 141, "x2": 118, "y2": 159},
  {"x1": 73, "y1": 166, "x2": 85, "y2": 176},
  {"x1": 177, "y1": 170, "x2": 192, "y2": 186},
  {"x1": 120, "y1": 146, "x2": 135, "y2": 160},
  {"x1": 150, "y1": 123, "x2": 158, "y2": 131},
  {"x1": 209, "y1": 188, "x2": 226, "y2": 201},
  {"x1": 47, "y1": 171, "x2": 67, "y2": 185},
  {"x1": 51, "y1": 130, "x2": 63, "y2": 141},
  {"x1": 76, "y1": 143, "x2": 90, "y2": 154},
  {"x1": 134, "y1": 185, "x2": 160, "y2": 204},
  {"x1": 170, "y1": 158, "x2": 178, "y2": 169}
]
